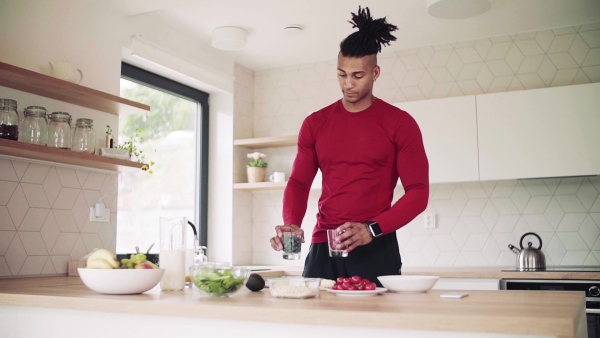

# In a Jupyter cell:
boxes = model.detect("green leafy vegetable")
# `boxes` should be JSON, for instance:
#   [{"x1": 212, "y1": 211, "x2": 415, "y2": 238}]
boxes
[{"x1": 192, "y1": 268, "x2": 246, "y2": 296}]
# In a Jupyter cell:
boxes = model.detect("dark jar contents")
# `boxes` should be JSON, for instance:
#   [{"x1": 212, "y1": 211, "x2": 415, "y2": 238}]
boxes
[{"x1": 0, "y1": 99, "x2": 19, "y2": 141}]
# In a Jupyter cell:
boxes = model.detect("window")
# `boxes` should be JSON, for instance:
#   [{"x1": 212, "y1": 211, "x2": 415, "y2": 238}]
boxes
[{"x1": 117, "y1": 63, "x2": 209, "y2": 254}]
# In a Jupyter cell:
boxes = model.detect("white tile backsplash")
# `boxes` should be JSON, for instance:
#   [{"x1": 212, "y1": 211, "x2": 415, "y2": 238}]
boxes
[
  {"x1": 0, "y1": 158, "x2": 117, "y2": 276},
  {"x1": 233, "y1": 23, "x2": 600, "y2": 268}
]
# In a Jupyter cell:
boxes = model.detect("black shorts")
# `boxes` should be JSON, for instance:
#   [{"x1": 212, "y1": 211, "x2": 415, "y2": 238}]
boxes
[{"x1": 302, "y1": 232, "x2": 402, "y2": 287}]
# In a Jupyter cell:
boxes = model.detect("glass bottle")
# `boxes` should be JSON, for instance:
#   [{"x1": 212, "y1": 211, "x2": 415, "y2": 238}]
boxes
[
  {"x1": 47, "y1": 112, "x2": 72, "y2": 149},
  {"x1": 20, "y1": 106, "x2": 48, "y2": 145},
  {"x1": 0, "y1": 99, "x2": 19, "y2": 141},
  {"x1": 72, "y1": 118, "x2": 95, "y2": 154}
]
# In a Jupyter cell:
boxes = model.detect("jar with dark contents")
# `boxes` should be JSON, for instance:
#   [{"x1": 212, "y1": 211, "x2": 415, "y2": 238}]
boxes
[
  {"x1": 0, "y1": 99, "x2": 19, "y2": 141},
  {"x1": 72, "y1": 118, "x2": 95, "y2": 154}
]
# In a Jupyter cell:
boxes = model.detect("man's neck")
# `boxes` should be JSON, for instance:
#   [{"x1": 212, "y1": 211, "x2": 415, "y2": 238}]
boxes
[{"x1": 342, "y1": 95, "x2": 376, "y2": 113}]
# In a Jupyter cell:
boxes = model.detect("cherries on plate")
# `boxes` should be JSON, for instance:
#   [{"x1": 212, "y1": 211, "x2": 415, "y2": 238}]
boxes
[{"x1": 331, "y1": 275, "x2": 377, "y2": 291}]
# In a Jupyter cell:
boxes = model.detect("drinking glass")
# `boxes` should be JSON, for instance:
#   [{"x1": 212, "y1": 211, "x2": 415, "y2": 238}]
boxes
[{"x1": 327, "y1": 229, "x2": 348, "y2": 258}]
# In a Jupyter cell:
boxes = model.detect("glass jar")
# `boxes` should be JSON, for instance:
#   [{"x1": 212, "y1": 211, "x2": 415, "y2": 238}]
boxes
[
  {"x1": 72, "y1": 118, "x2": 95, "y2": 154},
  {"x1": 47, "y1": 112, "x2": 72, "y2": 149},
  {"x1": 0, "y1": 98, "x2": 19, "y2": 141},
  {"x1": 20, "y1": 106, "x2": 48, "y2": 145}
]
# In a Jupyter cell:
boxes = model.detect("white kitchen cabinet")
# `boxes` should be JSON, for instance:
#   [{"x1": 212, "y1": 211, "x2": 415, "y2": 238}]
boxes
[
  {"x1": 432, "y1": 278, "x2": 499, "y2": 291},
  {"x1": 394, "y1": 95, "x2": 479, "y2": 183},
  {"x1": 477, "y1": 82, "x2": 600, "y2": 181}
]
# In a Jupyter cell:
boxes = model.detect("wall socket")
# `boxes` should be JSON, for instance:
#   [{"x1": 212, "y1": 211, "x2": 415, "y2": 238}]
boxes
[
  {"x1": 423, "y1": 213, "x2": 436, "y2": 229},
  {"x1": 89, "y1": 207, "x2": 110, "y2": 222}
]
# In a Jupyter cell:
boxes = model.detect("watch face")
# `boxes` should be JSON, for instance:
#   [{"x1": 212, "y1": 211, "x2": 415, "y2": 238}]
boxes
[{"x1": 368, "y1": 222, "x2": 382, "y2": 237}]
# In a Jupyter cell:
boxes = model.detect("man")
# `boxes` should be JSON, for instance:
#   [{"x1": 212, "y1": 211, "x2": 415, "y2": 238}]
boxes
[{"x1": 269, "y1": 6, "x2": 429, "y2": 286}]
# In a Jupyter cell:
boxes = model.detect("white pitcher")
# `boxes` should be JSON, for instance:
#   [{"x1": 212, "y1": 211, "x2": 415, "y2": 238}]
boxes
[{"x1": 49, "y1": 60, "x2": 83, "y2": 84}]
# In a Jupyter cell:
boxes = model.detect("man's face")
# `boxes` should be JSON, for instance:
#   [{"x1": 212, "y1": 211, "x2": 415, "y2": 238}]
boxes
[{"x1": 337, "y1": 53, "x2": 380, "y2": 106}]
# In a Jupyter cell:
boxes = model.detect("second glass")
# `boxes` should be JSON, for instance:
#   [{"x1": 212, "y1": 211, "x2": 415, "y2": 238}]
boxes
[{"x1": 282, "y1": 231, "x2": 302, "y2": 260}]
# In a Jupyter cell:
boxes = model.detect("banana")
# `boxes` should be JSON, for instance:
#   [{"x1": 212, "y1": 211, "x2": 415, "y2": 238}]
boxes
[
  {"x1": 86, "y1": 248, "x2": 120, "y2": 268},
  {"x1": 86, "y1": 258, "x2": 114, "y2": 269}
]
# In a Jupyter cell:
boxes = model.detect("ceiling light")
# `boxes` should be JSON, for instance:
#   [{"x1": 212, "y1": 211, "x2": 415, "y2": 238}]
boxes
[
  {"x1": 283, "y1": 25, "x2": 303, "y2": 36},
  {"x1": 426, "y1": 0, "x2": 492, "y2": 19},
  {"x1": 211, "y1": 26, "x2": 247, "y2": 50}
]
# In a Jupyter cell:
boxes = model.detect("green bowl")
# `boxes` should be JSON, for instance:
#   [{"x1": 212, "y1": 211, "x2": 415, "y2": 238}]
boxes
[{"x1": 190, "y1": 263, "x2": 250, "y2": 297}]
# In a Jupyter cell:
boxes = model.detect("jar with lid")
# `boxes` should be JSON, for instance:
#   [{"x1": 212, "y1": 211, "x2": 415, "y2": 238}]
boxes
[
  {"x1": 0, "y1": 98, "x2": 19, "y2": 141},
  {"x1": 20, "y1": 106, "x2": 48, "y2": 146},
  {"x1": 72, "y1": 118, "x2": 95, "y2": 154},
  {"x1": 47, "y1": 112, "x2": 72, "y2": 149}
]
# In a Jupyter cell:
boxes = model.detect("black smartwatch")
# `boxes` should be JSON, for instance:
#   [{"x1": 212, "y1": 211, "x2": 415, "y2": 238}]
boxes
[{"x1": 365, "y1": 221, "x2": 383, "y2": 238}]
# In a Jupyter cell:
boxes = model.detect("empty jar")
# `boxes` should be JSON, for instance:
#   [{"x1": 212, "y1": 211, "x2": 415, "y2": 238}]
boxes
[
  {"x1": 0, "y1": 98, "x2": 19, "y2": 141},
  {"x1": 20, "y1": 106, "x2": 48, "y2": 145},
  {"x1": 72, "y1": 118, "x2": 95, "y2": 154},
  {"x1": 47, "y1": 112, "x2": 72, "y2": 149}
]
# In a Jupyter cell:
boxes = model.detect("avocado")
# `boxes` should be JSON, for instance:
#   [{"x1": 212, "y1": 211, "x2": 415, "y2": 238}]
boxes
[{"x1": 245, "y1": 273, "x2": 266, "y2": 292}]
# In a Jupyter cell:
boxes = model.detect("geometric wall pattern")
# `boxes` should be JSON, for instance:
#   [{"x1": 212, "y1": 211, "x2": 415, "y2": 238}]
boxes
[
  {"x1": 0, "y1": 158, "x2": 117, "y2": 277},
  {"x1": 238, "y1": 22, "x2": 600, "y2": 267}
]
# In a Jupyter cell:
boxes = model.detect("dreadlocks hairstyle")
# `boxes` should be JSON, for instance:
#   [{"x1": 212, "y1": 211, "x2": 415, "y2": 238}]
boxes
[{"x1": 340, "y1": 6, "x2": 398, "y2": 57}]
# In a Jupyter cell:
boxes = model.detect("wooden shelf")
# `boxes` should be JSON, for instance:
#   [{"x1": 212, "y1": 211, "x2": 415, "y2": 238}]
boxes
[
  {"x1": 233, "y1": 181, "x2": 287, "y2": 191},
  {"x1": 234, "y1": 135, "x2": 296, "y2": 148},
  {"x1": 0, "y1": 138, "x2": 145, "y2": 172},
  {"x1": 0, "y1": 61, "x2": 150, "y2": 115}
]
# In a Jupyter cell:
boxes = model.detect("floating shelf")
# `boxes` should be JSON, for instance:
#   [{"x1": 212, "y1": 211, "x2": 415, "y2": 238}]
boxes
[
  {"x1": 0, "y1": 61, "x2": 150, "y2": 116},
  {"x1": 234, "y1": 135, "x2": 296, "y2": 148},
  {"x1": 0, "y1": 138, "x2": 145, "y2": 172},
  {"x1": 233, "y1": 181, "x2": 287, "y2": 191}
]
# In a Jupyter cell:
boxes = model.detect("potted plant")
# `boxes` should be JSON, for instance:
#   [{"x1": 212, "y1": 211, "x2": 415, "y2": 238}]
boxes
[
  {"x1": 116, "y1": 128, "x2": 155, "y2": 174},
  {"x1": 246, "y1": 151, "x2": 268, "y2": 183}
]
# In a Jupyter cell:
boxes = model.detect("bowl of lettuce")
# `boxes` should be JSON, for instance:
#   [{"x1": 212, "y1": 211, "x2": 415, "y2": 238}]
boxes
[{"x1": 190, "y1": 262, "x2": 250, "y2": 297}]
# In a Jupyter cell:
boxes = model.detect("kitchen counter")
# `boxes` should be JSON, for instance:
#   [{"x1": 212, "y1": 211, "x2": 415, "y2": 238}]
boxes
[{"x1": 0, "y1": 276, "x2": 587, "y2": 338}]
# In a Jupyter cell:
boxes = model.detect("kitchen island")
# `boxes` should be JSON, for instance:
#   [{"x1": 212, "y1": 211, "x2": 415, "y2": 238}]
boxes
[{"x1": 0, "y1": 275, "x2": 587, "y2": 338}]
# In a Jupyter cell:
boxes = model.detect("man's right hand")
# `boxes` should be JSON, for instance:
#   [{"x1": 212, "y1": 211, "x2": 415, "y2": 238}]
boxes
[{"x1": 270, "y1": 224, "x2": 304, "y2": 251}]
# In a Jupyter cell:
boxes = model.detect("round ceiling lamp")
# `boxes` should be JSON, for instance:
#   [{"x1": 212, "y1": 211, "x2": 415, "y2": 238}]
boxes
[
  {"x1": 426, "y1": 0, "x2": 492, "y2": 19},
  {"x1": 211, "y1": 26, "x2": 247, "y2": 50}
]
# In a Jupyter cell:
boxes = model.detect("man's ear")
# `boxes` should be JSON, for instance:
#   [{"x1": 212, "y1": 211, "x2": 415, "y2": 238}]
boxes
[{"x1": 373, "y1": 65, "x2": 381, "y2": 82}]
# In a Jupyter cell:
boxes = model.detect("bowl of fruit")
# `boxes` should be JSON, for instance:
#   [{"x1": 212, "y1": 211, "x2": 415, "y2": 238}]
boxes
[
  {"x1": 377, "y1": 275, "x2": 440, "y2": 293},
  {"x1": 78, "y1": 248, "x2": 164, "y2": 295},
  {"x1": 189, "y1": 262, "x2": 250, "y2": 297}
]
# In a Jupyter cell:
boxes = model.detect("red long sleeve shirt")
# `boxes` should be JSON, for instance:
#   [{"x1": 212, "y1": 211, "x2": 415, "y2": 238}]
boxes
[{"x1": 283, "y1": 98, "x2": 429, "y2": 244}]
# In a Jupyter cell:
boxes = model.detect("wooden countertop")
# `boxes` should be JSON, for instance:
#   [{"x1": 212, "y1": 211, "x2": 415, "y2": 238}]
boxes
[{"x1": 0, "y1": 276, "x2": 587, "y2": 338}]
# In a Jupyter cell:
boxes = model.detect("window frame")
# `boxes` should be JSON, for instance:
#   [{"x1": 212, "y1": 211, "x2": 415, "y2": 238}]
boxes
[{"x1": 120, "y1": 62, "x2": 209, "y2": 248}]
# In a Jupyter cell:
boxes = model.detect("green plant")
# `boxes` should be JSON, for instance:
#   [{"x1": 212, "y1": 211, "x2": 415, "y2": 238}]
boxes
[
  {"x1": 117, "y1": 128, "x2": 155, "y2": 174},
  {"x1": 105, "y1": 125, "x2": 112, "y2": 135},
  {"x1": 246, "y1": 152, "x2": 268, "y2": 168}
]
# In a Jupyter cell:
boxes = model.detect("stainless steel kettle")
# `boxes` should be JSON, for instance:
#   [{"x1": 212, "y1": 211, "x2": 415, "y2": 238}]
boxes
[{"x1": 508, "y1": 232, "x2": 546, "y2": 271}]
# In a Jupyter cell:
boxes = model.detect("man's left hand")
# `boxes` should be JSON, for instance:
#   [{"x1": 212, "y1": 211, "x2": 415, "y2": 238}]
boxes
[{"x1": 337, "y1": 221, "x2": 373, "y2": 253}]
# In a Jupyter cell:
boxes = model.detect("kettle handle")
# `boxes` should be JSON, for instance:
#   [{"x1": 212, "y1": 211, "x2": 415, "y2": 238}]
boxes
[{"x1": 520, "y1": 232, "x2": 542, "y2": 250}]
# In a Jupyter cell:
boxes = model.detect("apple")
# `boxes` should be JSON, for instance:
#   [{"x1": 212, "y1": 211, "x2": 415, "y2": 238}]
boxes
[{"x1": 135, "y1": 261, "x2": 159, "y2": 269}]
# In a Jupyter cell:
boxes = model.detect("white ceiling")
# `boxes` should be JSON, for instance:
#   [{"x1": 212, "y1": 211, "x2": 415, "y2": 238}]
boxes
[{"x1": 107, "y1": 0, "x2": 600, "y2": 71}]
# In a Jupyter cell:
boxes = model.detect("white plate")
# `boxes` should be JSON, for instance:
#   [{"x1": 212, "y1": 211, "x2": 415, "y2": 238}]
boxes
[{"x1": 327, "y1": 287, "x2": 387, "y2": 297}]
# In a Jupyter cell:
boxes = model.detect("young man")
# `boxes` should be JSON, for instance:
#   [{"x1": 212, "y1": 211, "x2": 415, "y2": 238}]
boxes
[{"x1": 270, "y1": 7, "x2": 429, "y2": 286}]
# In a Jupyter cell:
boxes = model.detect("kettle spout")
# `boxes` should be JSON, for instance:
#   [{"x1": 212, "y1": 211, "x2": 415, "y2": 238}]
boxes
[
  {"x1": 508, "y1": 244, "x2": 520, "y2": 255},
  {"x1": 49, "y1": 61, "x2": 54, "y2": 69}
]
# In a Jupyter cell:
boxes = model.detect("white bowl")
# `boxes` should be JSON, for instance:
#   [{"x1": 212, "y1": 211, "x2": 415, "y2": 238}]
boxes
[
  {"x1": 78, "y1": 268, "x2": 165, "y2": 295},
  {"x1": 377, "y1": 275, "x2": 439, "y2": 293}
]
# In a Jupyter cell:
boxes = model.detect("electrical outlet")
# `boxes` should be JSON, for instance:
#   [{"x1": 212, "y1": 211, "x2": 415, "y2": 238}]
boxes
[
  {"x1": 89, "y1": 207, "x2": 110, "y2": 222},
  {"x1": 423, "y1": 213, "x2": 436, "y2": 229}
]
